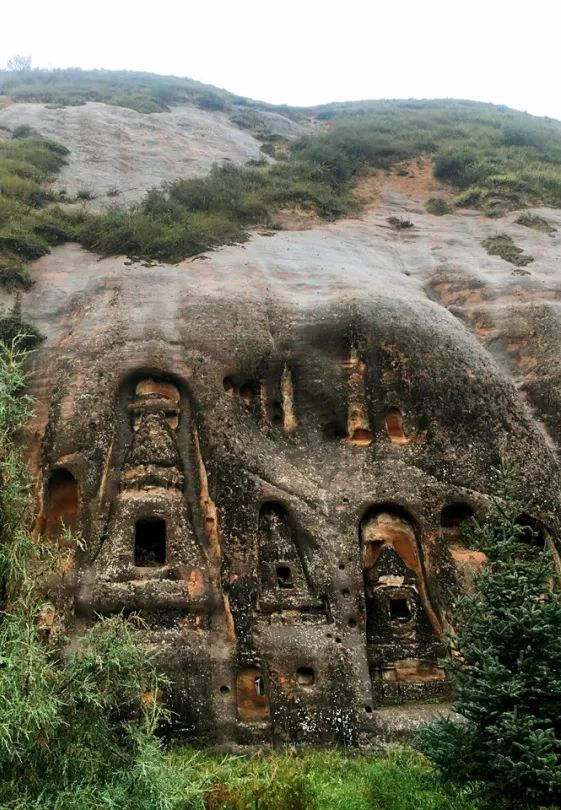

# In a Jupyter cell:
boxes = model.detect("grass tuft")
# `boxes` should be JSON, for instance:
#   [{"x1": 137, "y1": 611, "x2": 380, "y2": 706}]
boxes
[
  {"x1": 481, "y1": 232, "x2": 534, "y2": 267},
  {"x1": 515, "y1": 211, "x2": 556, "y2": 235}
]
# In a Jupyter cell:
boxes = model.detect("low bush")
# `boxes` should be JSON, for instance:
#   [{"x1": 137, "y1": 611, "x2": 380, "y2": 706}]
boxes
[
  {"x1": 177, "y1": 748, "x2": 488, "y2": 810},
  {"x1": 482, "y1": 232, "x2": 534, "y2": 267},
  {"x1": 426, "y1": 197, "x2": 452, "y2": 215},
  {"x1": 0, "y1": 255, "x2": 34, "y2": 290},
  {"x1": 515, "y1": 212, "x2": 556, "y2": 235},
  {"x1": 387, "y1": 216, "x2": 414, "y2": 230},
  {"x1": 0, "y1": 313, "x2": 44, "y2": 348}
]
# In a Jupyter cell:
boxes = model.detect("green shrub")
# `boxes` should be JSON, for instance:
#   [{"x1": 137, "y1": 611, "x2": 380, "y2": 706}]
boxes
[
  {"x1": 0, "y1": 230, "x2": 50, "y2": 260},
  {"x1": 387, "y1": 216, "x2": 414, "y2": 230},
  {"x1": 0, "y1": 255, "x2": 34, "y2": 290},
  {"x1": 0, "y1": 338, "x2": 208, "y2": 810},
  {"x1": 11, "y1": 124, "x2": 35, "y2": 139},
  {"x1": 426, "y1": 197, "x2": 452, "y2": 215},
  {"x1": 0, "y1": 314, "x2": 44, "y2": 348},
  {"x1": 197, "y1": 91, "x2": 226, "y2": 111},
  {"x1": 417, "y1": 467, "x2": 561, "y2": 806}
]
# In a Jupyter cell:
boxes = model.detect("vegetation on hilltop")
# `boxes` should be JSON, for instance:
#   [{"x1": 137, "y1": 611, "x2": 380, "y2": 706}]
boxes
[
  {"x1": 0, "y1": 68, "x2": 230, "y2": 114},
  {"x1": 0, "y1": 67, "x2": 301, "y2": 119}
]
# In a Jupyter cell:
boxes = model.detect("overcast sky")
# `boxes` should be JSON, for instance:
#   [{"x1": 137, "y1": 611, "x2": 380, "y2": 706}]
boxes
[{"x1": 2, "y1": 0, "x2": 559, "y2": 118}]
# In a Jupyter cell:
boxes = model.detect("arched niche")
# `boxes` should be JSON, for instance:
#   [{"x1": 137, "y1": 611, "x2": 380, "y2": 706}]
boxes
[
  {"x1": 385, "y1": 407, "x2": 408, "y2": 444},
  {"x1": 359, "y1": 504, "x2": 441, "y2": 643},
  {"x1": 43, "y1": 468, "x2": 79, "y2": 542},
  {"x1": 257, "y1": 502, "x2": 319, "y2": 611},
  {"x1": 121, "y1": 374, "x2": 184, "y2": 491},
  {"x1": 258, "y1": 502, "x2": 299, "y2": 590},
  {"x1": 236, "y1": 665, "x2": 269, "y2": 722}
]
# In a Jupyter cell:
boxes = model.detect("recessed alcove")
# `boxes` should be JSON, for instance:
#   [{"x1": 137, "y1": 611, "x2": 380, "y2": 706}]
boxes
[
  {"x1": 441, "y1": 502, "x2": 474, "y2": 533},
  {"x1": 43, "y1": 468, "x2": 79, "y2": 541},
  {"x1": 385, "y1": 407, "x2": 408, "y2": 444},
  {"x1": 134, "y1": 517, "x2": 166, "y2": 566},
  {"x1": 276, "y1": 564, "x2": 294, "y2": 588},
  {"x1": 348, "y1": 426, "x2": 373, "y2": 446},
  {"x1": 236, "y1": 666, "x2": 269, "y2": 721},
  {"x1": 239, "y1": 383, "x2": 254, "y2": 407}
]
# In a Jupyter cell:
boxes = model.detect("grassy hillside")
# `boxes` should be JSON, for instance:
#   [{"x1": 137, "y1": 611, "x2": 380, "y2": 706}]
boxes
[{"x1": 2, "y1": 71, "x2": 561, "y2": 308}]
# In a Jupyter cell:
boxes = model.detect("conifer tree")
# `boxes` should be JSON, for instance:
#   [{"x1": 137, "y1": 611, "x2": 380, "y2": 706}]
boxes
[{"x1": 418, "y1": 469, "x2": 561, "y2": 806}]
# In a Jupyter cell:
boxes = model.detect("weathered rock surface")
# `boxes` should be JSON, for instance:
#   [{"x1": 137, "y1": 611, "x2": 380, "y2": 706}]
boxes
[
  {"x1": 2, "y1": 128, "x2": 561, "y2": 746},
  {"x1": 0, "y1": 101, "x2": 269, "y2": 207}
]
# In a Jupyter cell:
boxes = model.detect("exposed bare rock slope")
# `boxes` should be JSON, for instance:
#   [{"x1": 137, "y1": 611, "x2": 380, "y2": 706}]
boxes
[{"x1": 0, "y1": 101, "x2": 269, "y2": 206}]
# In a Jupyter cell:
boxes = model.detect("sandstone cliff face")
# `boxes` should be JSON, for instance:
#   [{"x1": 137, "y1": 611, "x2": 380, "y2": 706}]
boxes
[{"x1": 1, "y1": 102, "x2": 560, "y2": 745}]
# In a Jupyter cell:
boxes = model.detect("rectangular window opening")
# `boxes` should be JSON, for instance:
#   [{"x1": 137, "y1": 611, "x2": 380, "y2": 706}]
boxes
[
  {"x1": 134, "y1": 517, "x2": 166, "y2": 566},
  {"x1": 389, "y1": 597, "x2": 412, "y2": 622}
]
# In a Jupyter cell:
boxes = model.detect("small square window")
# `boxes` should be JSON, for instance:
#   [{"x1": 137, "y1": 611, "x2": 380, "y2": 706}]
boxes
[{"x1": 389, "y1": 597, "x2": 412, "y2": 622}]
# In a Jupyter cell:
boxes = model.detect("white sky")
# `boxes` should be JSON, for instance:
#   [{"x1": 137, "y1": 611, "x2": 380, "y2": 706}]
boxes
[{"x1": 2, "y1": 0, "x2": 560, "y2": 118}]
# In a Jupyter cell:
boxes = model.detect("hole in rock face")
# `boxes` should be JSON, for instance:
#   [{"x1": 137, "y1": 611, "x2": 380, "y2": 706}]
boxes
[
  {"x1": 441, "y1": 502, "x2": 474, "y2": 530},
  {"x1": 389, "y1": 597, "x2": 412, "y2": 623},
  {"x1": 515, "y1": 514, "x2": 546, "y2": 549},
  {"x1": 44, "y1": 469, "x2": 79, "y2": 541},
  {"x1": 296, "y1": 667, "x2": 315, "y2": 686},
  {"x1": 364, "y1": 705, "x2": 373, "y2": 714},
  {"x1": 271, "y1": 400, "x2": 283, "y2": 425},
  {"x1": 276, "y1": 565, "x2": 294, "y2": 589},
  {"x1": 348, "y1": 617, "x2": 357, "y2": 628},
  {"x1": 385, "y1": 407, "x2": 407, "y2": 444},
  {"x1": 134, "y1": 518, "x2": 166, "y2": 566},
  {"x1": 220, "y1": 685, "x2": 230, "y2": 694},
  {"x1": 223, "y1": 376, "x2": 234, "y2": 395}
]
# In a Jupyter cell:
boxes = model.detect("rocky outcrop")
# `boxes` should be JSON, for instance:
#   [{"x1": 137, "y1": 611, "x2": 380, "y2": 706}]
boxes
[{"x1": 1, "y1": 122, "x2": 560, "y2": 746}]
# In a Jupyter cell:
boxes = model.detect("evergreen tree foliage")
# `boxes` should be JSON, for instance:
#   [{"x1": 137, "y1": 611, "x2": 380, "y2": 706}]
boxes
[{"x1": 418, "y1": 468, "x2": 561, "y2": 807}]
